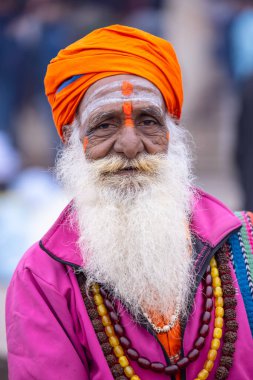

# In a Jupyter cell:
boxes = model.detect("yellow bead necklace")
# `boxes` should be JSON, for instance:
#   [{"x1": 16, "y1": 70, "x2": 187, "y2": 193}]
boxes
[
  {"x1": 194, "y1": 257, "x2": 224, "y2": 380},
  {"x1": 91, "y1": 283, "x2": 140, "y2": 380},
  {"x1": 76, "y1": 247, "x2": 237, "y2": 380}
]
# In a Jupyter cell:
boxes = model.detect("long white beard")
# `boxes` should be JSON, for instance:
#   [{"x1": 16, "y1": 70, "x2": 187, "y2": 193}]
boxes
[{"x1": 56, "y1": 118, "x2": 196, "y2": 322}]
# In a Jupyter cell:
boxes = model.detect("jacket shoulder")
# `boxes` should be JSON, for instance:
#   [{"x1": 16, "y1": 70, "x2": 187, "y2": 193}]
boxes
[{"x1": 9, "y1": 239, "x2": 73, "y2": 295}]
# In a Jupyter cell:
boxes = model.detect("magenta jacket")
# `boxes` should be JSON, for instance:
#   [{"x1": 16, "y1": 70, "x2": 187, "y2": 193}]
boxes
[{"x1": 6, "y1": 189, "x2": 253, "y2": 379}]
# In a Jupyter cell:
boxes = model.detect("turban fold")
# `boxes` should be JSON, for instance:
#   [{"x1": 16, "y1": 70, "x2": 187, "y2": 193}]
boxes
[{"x1": 44, "y1": 24, "x2": 183, "y2": 138}]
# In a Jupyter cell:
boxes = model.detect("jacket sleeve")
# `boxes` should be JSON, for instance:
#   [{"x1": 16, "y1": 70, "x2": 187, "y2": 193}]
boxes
[{"x1": 5, "y1": 266, "x2": 89, "y2": 380}]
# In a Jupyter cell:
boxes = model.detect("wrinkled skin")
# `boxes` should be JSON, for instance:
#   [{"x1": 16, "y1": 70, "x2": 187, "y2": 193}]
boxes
[{"x1": 76, "y1": 75, "x2": 169, "y2": 160}]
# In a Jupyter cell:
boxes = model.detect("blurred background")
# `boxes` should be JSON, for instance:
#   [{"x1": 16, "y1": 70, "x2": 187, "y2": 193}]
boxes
[{"x1": 1, "y1": 0, "x2": 253, "y2": 377}]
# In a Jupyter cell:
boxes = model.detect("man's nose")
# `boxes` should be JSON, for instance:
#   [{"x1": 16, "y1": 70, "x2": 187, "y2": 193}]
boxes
[{"x1": 113, "y1": 127, "x2": 144, "y2": 159}]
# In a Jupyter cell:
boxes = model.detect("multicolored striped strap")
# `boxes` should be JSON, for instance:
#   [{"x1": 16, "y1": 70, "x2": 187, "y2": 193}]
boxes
[{"x1": 228, "y1": 211, "x2": 253, "y2": 336}]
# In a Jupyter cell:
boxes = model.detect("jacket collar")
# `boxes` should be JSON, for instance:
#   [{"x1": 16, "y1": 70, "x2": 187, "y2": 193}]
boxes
[
  {"x1": 40, "y1": 188, "x2": 242, "y2": 268},
  {"x1": 190, "y1": 188, "x2": 242, "y2": 247}
]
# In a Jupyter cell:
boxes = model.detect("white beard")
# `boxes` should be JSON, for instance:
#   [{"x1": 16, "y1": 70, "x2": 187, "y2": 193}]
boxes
[{"x1": 56, "y1": 117, "x2": 196, "y2": 323}]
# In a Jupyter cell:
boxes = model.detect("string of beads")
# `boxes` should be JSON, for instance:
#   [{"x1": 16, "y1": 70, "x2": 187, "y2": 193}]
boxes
[
  {"x1": 193, "y1": 257, "x2": 224, "y2": 380},
  {"x1": 142, "y1": 303, "x2": 180, "y2": 333},
  {"x1": 194, "y1": 246, "x2": 238, "y2": 380},
  {"x1": 76, "y1": 247, "x2": 237, "y2": 379},
  {"x1": 89, "y1": 265, "x2": 217, "y2": 377},
  {"x1": 214, "y1": 245, "x2": 238, "y2": 380}
]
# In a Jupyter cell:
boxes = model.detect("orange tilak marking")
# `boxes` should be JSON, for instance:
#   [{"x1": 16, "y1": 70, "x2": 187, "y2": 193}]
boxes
[
  {"x1": 123, "y1": 101, "x2": 134, "y2": 128},
  {"x1": 123, "y1": 101, "x2": 132, "y2": 116},
  {"x1": 122, "y1": 82, "x2": 134, "y2": 127},
  {"x1": 122, "y1": 81, "x2": 133, "y2": 96},
  {"x1": 83, "y1": 136, "x2": 89, "y2": 152},
  {"x1": 125, "y1": 118, "x2": 134, "y2": 127},
  {"x1": 166, "y1": 131, "x2": 170, "y2": 141}
]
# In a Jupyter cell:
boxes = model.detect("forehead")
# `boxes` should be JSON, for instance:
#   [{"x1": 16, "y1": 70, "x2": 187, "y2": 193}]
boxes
[{"x1": 78, "y1": 75, "x2": 166, "y2": 120}]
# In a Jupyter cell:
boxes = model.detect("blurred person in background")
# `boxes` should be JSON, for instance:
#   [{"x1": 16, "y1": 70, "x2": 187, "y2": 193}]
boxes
[
  {"x1": 0, "y1": 0, "x2": 24, "y2": 189},
  {"x1": 0, "y1": 0, "x2": 73, "y2": 187},
  {"x1": 226, "y1": 0, "x2": 253, "y2": 210},
  {"x1": 208, "y1": 0, "x2": 253, "y2": 211},
  {"x1": 5, "y1": 25, "x2": 253, "y2": 380},
  {"x1": 2, "y1": 0, "x2": 75, "y2": 169},
  {"x1": 236, "y1": 74, "x2": 253, "y2": 210}
]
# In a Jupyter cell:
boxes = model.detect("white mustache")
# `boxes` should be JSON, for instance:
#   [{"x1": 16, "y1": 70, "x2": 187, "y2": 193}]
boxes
[{"x1": 90, "y1": 153, "x2": 168, "y2": 176}]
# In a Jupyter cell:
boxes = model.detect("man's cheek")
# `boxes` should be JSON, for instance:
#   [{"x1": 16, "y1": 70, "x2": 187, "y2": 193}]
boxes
[
  {"x1": 145, "y1": 132, "x2": 169, "y2": 152},
  {"x1": 156, "y1": 136, "x2": 169, "y2": 152},
  {"x1": 84, "y1": 138, "x2": 115, "y2": 160}
]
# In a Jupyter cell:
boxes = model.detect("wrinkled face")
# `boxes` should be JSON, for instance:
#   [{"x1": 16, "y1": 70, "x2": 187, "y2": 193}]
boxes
[
  {"x1": 77, "y1": 75, "x2": 169, "y2": 160},
  {"x1": 56, "y1": 77, "x2": 194, "y2": 319}
]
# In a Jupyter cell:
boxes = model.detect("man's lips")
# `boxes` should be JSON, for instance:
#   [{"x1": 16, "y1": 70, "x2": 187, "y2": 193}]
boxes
[
  {"x1": 100, "y1": 167, "x2": 139, "y2": 177},
  {"x1": 114, "y1": 167, "x2": 139, "y2": 175},
  {"x1": 100, "y1": 165, "x2": 148, "y2": 176}
]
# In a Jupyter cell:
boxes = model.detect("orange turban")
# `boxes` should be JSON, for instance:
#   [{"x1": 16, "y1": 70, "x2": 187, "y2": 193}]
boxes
[{"x1": 44, "y1": 24, "x2": 183, "y2": 138}]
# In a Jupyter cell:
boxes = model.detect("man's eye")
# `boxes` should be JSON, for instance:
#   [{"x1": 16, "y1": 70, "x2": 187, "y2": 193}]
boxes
[
  {"x1": 98, "y1": 123, "x2": 111, "y2": 129},
  {"x1": 88, "y1": 122, "x2": 118, "y2": 136},
  {"x1": 139, "y1": 119, "x2": 157, "y2": 126}
]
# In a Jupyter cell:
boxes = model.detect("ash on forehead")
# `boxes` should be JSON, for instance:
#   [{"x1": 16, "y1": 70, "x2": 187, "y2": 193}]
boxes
[
  {"x1": 80, "y1": 79, "x2": 164, "y2": 126},
  {"x1": 80, "y1": 97, "x2": 164, "y2": 126},
  {"x1": 83, "y1": 78, "x2": 162, "y2": 105}
]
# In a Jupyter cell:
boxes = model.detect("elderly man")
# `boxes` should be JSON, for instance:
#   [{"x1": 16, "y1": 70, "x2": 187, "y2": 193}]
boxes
[{"x1": 5, "y1": 25, "x2": 253, "y2": 380}]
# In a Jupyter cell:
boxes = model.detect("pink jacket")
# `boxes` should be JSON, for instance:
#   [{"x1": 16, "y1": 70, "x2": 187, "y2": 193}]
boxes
[{"x1": 5, "y1": 189, "x2": 253, "y2": 379}]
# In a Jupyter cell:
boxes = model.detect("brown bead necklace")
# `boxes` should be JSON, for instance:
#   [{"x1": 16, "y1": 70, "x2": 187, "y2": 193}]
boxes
[{"x1": 76, "y1": 247, "x2": 237, "y2": 379}]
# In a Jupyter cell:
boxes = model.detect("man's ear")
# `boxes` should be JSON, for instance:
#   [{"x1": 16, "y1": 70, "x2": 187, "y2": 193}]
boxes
[{"x1": 62, "y1": 125, "x2": 72, "y2": 144}]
